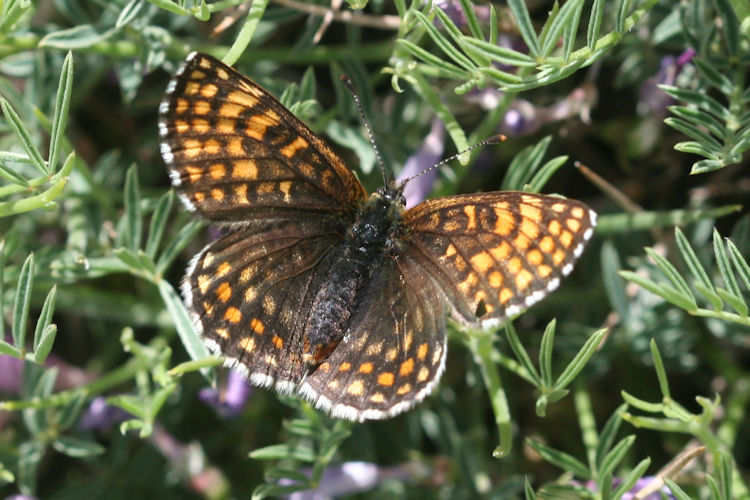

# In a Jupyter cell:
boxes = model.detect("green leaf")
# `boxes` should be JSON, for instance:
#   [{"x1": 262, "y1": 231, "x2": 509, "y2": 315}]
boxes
[
  {"x1": 525, "y1": 439, "x2": 590, "y2": 479},
  {"x1": 39, "y1": 24, "x2": 117, "y2": 49},
  {"x1": 507, "y1": 0, "x2": 540, "y2": 57},
  {"x1": 157, "y1": 280, "x2": 212, "y2": 381},
  {"x1": 644, "y1": 247, "x2": 696, "y2": 305},
  {"x1": 611, "y1": 457, "x2": 651, "y2": 498},
  {"x1": 124, "y1": 165, "x2": 142, "y2": 252},
  {"x1": 156, "y1": 219, "x2": 203, "y2": 275},
  {"x1": 0, "y1": 98, "x2": 47, "y2": 175},
  {"x1": 12, "y1": 253, "x2": 34, "y2": 350},
  {"x1": 713, "y1": 229, "x2": 747, "y2": 315},
  {"x1": 675, "y1": 227, "x2": 720, "y2": 309},
  {"x1": 48, "y1": 52, "x2": 74, "y2": 172},
  {"x1": 32, "y1": 324, "x2": 57, "y2": 364},
  {"x1": 504, "y1": 322, "x2": 541, "y2": 386},
  {"x1": 539, "y1": 319, "x2": 555, "y2": 388},
  {"x1": 0, "y1": 339, "x2": 22, "y2": 358},
  {"x1": 52, "y1": 436, "x2": 105, "y2": 458},
  {"x1": 539, "y1": 0, "x2": 585, "y2": 58},
  {"x1": 597, "y1": 435, "x2": 636, "y2": 483},
  {"x1": 32, "y1": 285, "x2": 57, "y2": 358},
  {"x1": 586, "y1": 0, "x2": 605, "y2": 51},
  {"x1": 594, "y1": 404, "x2": 627, "y2": 470},
  {"x1": 554, "y1": 329, "x2": 606, "y2": 391},
  {"x1": 650, "y1": 339, "x2": 671, "y2": 399}
]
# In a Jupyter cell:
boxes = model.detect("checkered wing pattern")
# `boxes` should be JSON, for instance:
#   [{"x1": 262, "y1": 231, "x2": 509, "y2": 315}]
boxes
[
  {"x1": 402, "y1": 192, "x2": 596, "y2": 324},
  {"x1": 158, "y1": 52, "x2": 367, "y2": 223},
  {"x1": 184, "y1": 218, "x2": 345, "y2": 389},
  {"x1": 299, "y1": 257, "x2": 446, "y2": 420}
]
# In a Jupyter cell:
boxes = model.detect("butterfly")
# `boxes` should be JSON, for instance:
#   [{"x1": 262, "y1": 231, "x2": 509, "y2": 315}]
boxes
[{"x1": 158, "y1": 52, "x2": 596, "y2": 421}]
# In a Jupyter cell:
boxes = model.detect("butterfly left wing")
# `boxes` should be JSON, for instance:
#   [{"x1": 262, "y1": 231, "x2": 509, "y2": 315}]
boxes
[
  {"x1": 299, "y1": 256, "x2": 447, "y2": 421},
  {"x1": 401, "y1": 191, "x2": 596, "y2": 324},
  {"x1": 158, "y1": 52, "x2": 367, "y2": 224}
]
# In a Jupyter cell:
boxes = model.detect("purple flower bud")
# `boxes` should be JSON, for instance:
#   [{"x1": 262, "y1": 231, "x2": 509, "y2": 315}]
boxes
[
  {"x1": 396, "y1": 119, "x2": 445, "y2": 208},
  {"x1": 198, "y1": 369, "x2": 252, "y2": 418},
  {"x1": 79, "y1": 397, "x2": 132, "y2": 431},
  {"x1": 284, "y1": 461, "x2": 420, "y2": 499}
]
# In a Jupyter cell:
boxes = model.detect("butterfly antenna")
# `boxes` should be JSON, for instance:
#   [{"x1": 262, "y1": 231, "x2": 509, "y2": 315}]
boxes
[
  {"x1": 341, "y1": 75, "x2": 388, "y2": 185},
  {"x1": 400, "y1": 134, "x2": 506, "y2": 186}
]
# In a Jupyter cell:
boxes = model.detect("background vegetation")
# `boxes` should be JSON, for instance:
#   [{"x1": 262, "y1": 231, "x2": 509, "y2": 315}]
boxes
[{"x1": 0, "y1": 0, "x2": 748, "y2": 498}]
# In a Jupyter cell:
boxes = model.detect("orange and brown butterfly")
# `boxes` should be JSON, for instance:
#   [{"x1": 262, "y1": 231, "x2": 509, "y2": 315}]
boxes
[{"x1": 158, "y1": 52, "x2": 596, "y2": 421}]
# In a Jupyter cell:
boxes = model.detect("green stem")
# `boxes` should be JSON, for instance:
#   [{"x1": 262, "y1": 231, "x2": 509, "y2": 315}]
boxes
[{"x1": 468, "y1": 331, "x2": 512, "y2": 458}]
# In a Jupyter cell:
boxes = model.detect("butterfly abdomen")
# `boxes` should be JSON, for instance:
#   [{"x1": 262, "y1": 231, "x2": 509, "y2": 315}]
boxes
[{"x1": 301, "y1": 192, "x2": 404, "y2": 369}]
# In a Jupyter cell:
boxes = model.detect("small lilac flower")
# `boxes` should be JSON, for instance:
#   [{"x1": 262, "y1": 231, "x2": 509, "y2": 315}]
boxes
[
  {"x1": 5, "y1": 495, "x2": 40, "y2": 500},
  {"x1": 638, "y1": 48, "x2": 696, "y2": 115},
  {"x1": 0, "y1": 354, "x2": 24, "y2": 393},
  {"x1": 283, "y1": 461, "x2": 422, "y2": 499},
  {"x1": 396, "y1": 119, "x2": 445, "y2": 208},
  {"x1": 79, "y1": 396, "x2": 132, "y2": 431},
  {"x1": 198, "y1": 369, "x2": 252, "y2": 418}
]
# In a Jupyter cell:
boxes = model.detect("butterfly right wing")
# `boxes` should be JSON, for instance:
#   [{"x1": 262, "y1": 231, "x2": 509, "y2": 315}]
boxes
[
  {"x1": 159, "y1": 52, "x2": 367, "y2": 223},
  {"x1": 185, "y1": 217, "x2": 344, "y2": 390}
]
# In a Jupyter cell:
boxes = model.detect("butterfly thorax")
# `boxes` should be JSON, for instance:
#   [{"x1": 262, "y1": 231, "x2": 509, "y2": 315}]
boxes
[{"x1": 301, "y1": 185, "x2": 406, "y2": 370}]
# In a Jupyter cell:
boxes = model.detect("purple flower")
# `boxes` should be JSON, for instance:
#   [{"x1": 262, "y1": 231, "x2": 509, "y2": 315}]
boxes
[
  {"x1": 575, "y1": 476, "x2": 676, "y2": 499},
  {"x1": 283, "y1": 461, "x2": 422, "y2": 499},
  {"x1": 0, "y1": 354, "x2": 24, "y2": 393},
  {"x1": 396, "y1": 119, "x2": 445, "y2": 208},
  {"x1": 198, "y1": 369, "x2": 252, "y2": 418},
  {"x1": 639, "y1": 48, "x2": 696, "y2": 115},
  {"x1": 79, "y1": 396, "x2": 132, "y2": 431},
  {"x1": 5, "y1": 495, "x2": 40, "y2": 500}
]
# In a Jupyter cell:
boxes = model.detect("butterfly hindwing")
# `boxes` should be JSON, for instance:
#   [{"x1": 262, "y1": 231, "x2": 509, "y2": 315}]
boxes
[
  {"x1": 185, "y1": 218, "x2": 346, "y2": 390},
  {"x1": 159, "y1": 52, "x2": 367, "y2": 222},
  {"x1": 299, "y1": 256, "x2": 447, "y2": 420}
]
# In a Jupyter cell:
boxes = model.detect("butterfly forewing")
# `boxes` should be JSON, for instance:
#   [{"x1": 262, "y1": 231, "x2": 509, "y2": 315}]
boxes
[
  {"x1": 158, "y1": 52, "x2": 367, "y2": 221},
  {"x1": 402, "y1": 192, "x2": 596, "y2": 324}
]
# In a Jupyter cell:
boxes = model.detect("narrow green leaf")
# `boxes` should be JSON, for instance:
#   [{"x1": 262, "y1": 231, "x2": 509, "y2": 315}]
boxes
[
  {"x1": 32, "y1": 285, "x2": 57, "y2": 353},
  {"x1": 618, "y1": 270, "x2": 696, "y2": 311},
  {"x1": 12, "y1": 253, "x2": 34, "y2": 350},
  {"x1": 594, "y1": 403, "x2": 627, "y2": 470},
  {"x1": 0, "y1": 98, "x2": 48, "y2": 175},
  {"x1": 539, "y1": 319, "x2": 556, "y2": 388},
  {"x1": 55, "y1": 391, "x2": 87, "y2": 431},
  {"x1": 665, "y1": 478, "x2": 694, "y2": 500},
  {"x1": 554, "y1": 328, "x2": 606, "y2": 391},
  {"x1": 416, "y1": 10, "x2": 475, "y2": 72},
  {"x1": 726, "y1": 238, "x2": 750, "y2": 291},
  {"x1": 0, "y1": 339, "x2": 22, "y2": 358},
  {"x1": 539, "y1": 0, "x2": 585, "y2": 58},
  {"x1": 661, "y1": 87, "x2": 728, "y2": 119},
  {"x1": 116, "y1": 0, "x2": 144, "y2": 27},
  {"x1": 397, "y1": 39, "x2": 466, "y2": 77},
  {"x1": 502, "y1": 136, "x2": 553, "y2": 191},
  {"x1": 457, "y1": 0, "x2": 484, "y2": 39},
  {"x1": 146, "y1": 190, "x2": 175, "y2": 259},
  {"x1": 32, "y1": 324, "x2": 57, "y2": 365},
  {"x1": 460, "y1": 37, "x2": 537, "y2": 66},
  {"x1": 0, "y1": 153, "x2": 33, "y2": 186},
  {"x1": 507, "y1": 0, "x2": 540, "y2": 57},
  {"x1": 587, "y1": 0, "x2": 605, "y2": 51},
  {"x1": 504, "y1": 322, "x2": 541, "y2": 386},
  {"x1": 52, "y1": 436, "x2": 105, "y2": 458},
  {"x1": 0, "y1": 240, "x2": 6, "y2": 340},
  {"x1": 525, "y1": 439, "x2": 590, "y2": 478},
  {"x1": 157, "y1": 280, "x2": 212, "y2": 382},
  {"x1": 527, "y1": 156, "x2": 567, "y2": 193},
  {"x1": 38, "y1": 24, "x2": 116, "y2": 49},
  {"x1": 562, "y1": 1, "x2": 584, "y2": 61},
  {"x1": 713, "y1": 229, "x2": 746, "y2": 314},
  {"x1": 113, "y1": 247, "x2": 145, "y2": 272},
  {"x1": 667, "y1": 106, "x2": 727, "y2": 140},
  {"x1": 664, "y1": 117, "x2": 723, "y2": 151},
  {"x1": 48, "y1": 52, "x2": 74, "y2": 172},
  {"x1": 616, "y1": 0, "x2": 632, "y2": 34},
  {"x1": 644, "y1": 247, "x2": 695, "y2": 303},
  {"x1": 674, "y1": 227, "x2": 721, "y2": 309},
  {"x1": 611, "y1": 457, "x2": 651, "y2": 498},
  {"x1": 691, "y1": 58, "x2": 733, "y2": 95},
  {"x1": 650, "y1": 339, "x2": 670, "y2": 399},
  {"x1": 598, "y1": 435, "x2": 636, "y2": 482},
  {"x1": 108, "y1": 394, "x2": 147, "y2": 419},
  {"x1": 155, "y1": 219, "x2": 203, "y2": 275},
  {"x1": 146, "y1": 0, "x2": 190, "y2": 15},
  {"x1": 0, "y1": 152, "x2": 75, "y2": 216},
  {"x1": 601, "y1": 242, "x2": 629, "y2": 321},
  {"x1": 124, "y1": 165, "x2": 142, "y2": 251}
]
